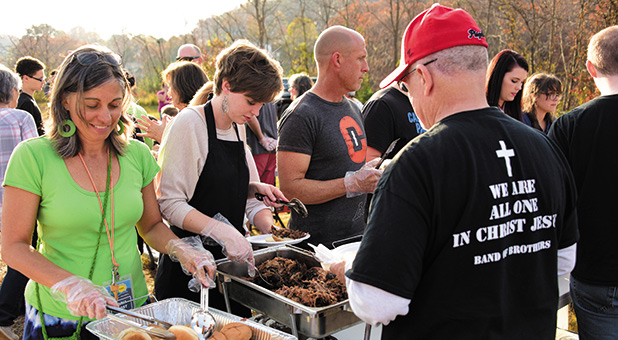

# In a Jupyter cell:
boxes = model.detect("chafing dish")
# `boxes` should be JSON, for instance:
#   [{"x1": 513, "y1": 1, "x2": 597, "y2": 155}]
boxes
[
  {"x1": 87, "y1": 297, "x2": 296, "y2": 340},
  {"x1": 215, "y1": 245, "x2": 362, "y2": 339}
]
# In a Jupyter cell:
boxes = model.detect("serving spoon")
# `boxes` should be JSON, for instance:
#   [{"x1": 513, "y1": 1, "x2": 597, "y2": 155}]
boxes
[{"x1": 190, "y1": 285, "x2": 216, "y2": 340}]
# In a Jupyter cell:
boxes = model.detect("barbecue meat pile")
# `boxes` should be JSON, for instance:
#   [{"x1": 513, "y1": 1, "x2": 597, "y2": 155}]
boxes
[
  {"x1": 251, "y1": 257, "x2": 347, "y2": 307},
  {"x1": 270, "y1": 226, "x2": 307, "y2": 240}
]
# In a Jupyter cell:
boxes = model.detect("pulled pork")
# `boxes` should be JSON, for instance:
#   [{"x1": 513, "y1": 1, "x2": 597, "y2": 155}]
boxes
[
  {"x1": 251, "y1": 257, "x2": 347, "y2": 307},
  {"x1": 271, "y1": 226, "x2": 307, "y2": 240}
]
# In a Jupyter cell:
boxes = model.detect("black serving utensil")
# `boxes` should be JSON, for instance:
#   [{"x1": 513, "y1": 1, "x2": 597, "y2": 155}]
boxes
[
  {"x1": 255, "y1": 193, "x2": 309, "y2": 218},
  {"x1": 375, "y1": 138, "x2": 400, "y2": 169}
]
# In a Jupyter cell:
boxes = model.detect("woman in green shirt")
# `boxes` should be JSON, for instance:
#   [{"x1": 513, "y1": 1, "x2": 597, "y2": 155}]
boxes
[{"x1": 1, "y1": 45, "x2": 216, "y2": 340}]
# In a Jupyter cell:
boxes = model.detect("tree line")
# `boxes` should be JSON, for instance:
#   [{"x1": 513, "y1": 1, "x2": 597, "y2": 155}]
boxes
[{"x1": 0, "y1": 0, "x2": 616, "y2": 112}]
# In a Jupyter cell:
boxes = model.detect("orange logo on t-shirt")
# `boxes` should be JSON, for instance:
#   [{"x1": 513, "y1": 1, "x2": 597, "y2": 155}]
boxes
[{"x1": 339, "y1": 116, "x2": 366, "y2": 163}]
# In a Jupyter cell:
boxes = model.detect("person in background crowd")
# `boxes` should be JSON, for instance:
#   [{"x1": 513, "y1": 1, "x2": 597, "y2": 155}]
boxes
[
  {"x1": 361, "y1": 82, "x2": 425, "y2": 217},
  {"x1": 157, "y1": 82, "x2": 172, "y2": 114},
  {"x1": 0, "y1": 64, "x2": 38, "y2": 340},
  {"x1": 154, "y1": 40, "x2": 286, "y2": 315},
  {"x1": 277, "y1": 26, "x2": 382, "y2": 248},
  {"x1": 277, "y1": 72, "x2": 313, "y2": 119},
  {"x1": 362, "y1": 82, "x2": 425, "y2": 162},
  {"x1": 43, "y1": 69, "x2": 57, "y2": 98},
  {"x1": 345, "y1": 91, "x2": 363, "y2": 110},
  {"x1": 522, "y1": 73, "x2": 563, "y2": 133},
  {"x1": 161, "y1": 104, "x2": 179, "y2": 117},
  {"x1": 548, "y1": 25, "x2": 618, "y2": 340},
  {"x1": 176, "y1": 44, "x2": 203, "y2": 65},
  {"x1": 486, "y1": 49, "x2": 530, "y2": 124},
  {"x1": 14, "y1": 56, "x2": 46, "y2": 136},
  {"x1": 188, "y1": 82, "x2": 215, "y2": 107},
  {"x1": 331, "y1": 5, "x2": 578, "y2": 338},
  {"x1": 124, "y1": 71, "x2": 154, "y2": 150},
  {"x1": 289, "y1": 73, "x2": 313, "y2": 100},
  {"x1": 163, "y1": 61, "x2": 208, "y2": 112},
  {"x1": 246, "y1": 102, "x2": 278, "y2": 185},
  {"x1": 1, "y1": 45, "x2": 217, "y2": 340},
  {"x1": 137, "y1": 61, "x2": 209, "y2": 144}
]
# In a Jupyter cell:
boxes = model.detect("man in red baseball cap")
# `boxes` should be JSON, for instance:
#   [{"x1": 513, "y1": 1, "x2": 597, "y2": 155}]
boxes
[{"x1": 331, "y1": 4, "x2": 578, "y2": 338}]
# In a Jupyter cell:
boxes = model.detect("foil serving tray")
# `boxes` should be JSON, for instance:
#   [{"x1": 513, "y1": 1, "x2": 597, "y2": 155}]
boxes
[
  {"x1": 215, "y1": 245, "x2": 362, "y2": 338},
  {"x1": 87, "y1": 297, "x2": 296, "y2": 340}
]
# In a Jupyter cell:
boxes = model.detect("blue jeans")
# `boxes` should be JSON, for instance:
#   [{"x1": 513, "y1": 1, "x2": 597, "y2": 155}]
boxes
[{"x1": 570, "y1": 275, "x2": 618, "y2": 340}]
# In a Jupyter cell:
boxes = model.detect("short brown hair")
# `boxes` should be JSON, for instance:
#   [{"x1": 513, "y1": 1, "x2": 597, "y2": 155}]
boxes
[
  {"x1": 588, "y1": 25, "x2": 618, "y2": 76},
  {"x1": 213, "y1": 40, "x2": 283, "y2": 103}
]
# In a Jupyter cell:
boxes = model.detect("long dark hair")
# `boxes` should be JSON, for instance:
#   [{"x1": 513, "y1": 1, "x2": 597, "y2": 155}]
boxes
[
  {"x1": 486, "y1": 49, "x2": 529, "y2": 121},
  {"x1": 46, "y1": 45, "x2": 132, "y2": 158}
]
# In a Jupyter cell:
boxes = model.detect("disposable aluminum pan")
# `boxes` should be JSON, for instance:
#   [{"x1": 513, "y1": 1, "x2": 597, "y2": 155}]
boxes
[
  {"x1": 215, "y1": 245, "x2": 362, "y2": 338},
  {"x1": 86, "y1": 297, "x2": 296, "y2": 340}
]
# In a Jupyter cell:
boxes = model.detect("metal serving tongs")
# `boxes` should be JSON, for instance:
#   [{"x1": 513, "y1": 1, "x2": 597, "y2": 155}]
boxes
[
  {"x1": 106, "y1": 305, "x2": 176, "y2": 340},
  {"x1": 255, "y1": 193, "x2": 309, "y2": 218}
]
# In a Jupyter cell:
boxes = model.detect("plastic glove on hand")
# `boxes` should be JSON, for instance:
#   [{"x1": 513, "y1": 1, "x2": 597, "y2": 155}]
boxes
[
  {"x1": 166, "y1": 236, "x2": 217, "y2": 290},
  {"x1": 344, "y1": 158, "x2": 383, "y2": 198},
  {"x1": 259, "y1": 136, "x2": 277, "y2": 152},
  {"x1": 50, "y1": 275, "x2": 117, "y2": 319},
  {"x1": 200, "y1": 216, "x2": 256, "y2": 277}
]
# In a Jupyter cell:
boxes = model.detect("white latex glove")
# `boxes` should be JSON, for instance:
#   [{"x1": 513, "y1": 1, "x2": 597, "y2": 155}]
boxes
[
  {"x1": 200, "y1": 214, "x2": 256, "y2": 277},
  {"x1": 50, "y1": 275, "x2": 117, "y2": 319},
  {"x1": 259, "y1": 136, "x2": 277, "y2": 152},
  {"x1": 166, "y1": 236, "x2": 217, "y2": 291},
  {"x1": 344, "y1": 158, "x2": 383, "y2": 198}
]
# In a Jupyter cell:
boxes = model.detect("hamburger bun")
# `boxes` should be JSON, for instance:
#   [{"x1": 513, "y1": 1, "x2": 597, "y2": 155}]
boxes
[
  {"x1": 168, "y1": 325, "x2": 199, "y2": 340},
  {"x1": 270, "y1": 235, "x2": 293, "y2": 242},
  {"x1": 220, "y1": 322, "x2": 252, "y2": 340},
  {"x1": 209, "y1": 331, "x2": 228, "y2": 340},
  {"x1": 118, "y1": 328, "x2": 152, "y2": 340}
]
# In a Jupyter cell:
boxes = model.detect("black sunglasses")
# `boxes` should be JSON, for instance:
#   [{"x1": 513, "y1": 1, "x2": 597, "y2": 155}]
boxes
[
  {"x1": 176, "y1": 56, "x2": 200, "y2": 62},
  {"x1": 73, "y1": 52, "x2": 123, "y2": 66},
  {"x1": 28, "y1": 75, "x2": 45, "y2": 82},
  {"x1": 397, "y1": 58, "x2": 438, "y2": 93}
]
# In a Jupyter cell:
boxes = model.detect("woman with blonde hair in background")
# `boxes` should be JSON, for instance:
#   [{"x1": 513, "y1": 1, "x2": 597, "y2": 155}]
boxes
[{"x1": 522, "y1": 73, "x2": 563, "y2": 133}]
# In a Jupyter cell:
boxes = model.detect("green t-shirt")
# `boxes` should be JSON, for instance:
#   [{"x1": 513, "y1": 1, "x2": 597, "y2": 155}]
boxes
[{"x1": 3, "y1": 137, "x2": 160, "y2": 320}]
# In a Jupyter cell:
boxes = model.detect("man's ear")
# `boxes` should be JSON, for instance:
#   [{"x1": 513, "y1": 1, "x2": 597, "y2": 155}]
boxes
[
  {"x1": 331, "y1": 52, "x2": 342, "y2": 68},
  {"x1": 586, "y1": 60, "x2": 597, "y2": 78},
  {"x1": 417, "y1": 65, "x2": 434, "y2": 97}
]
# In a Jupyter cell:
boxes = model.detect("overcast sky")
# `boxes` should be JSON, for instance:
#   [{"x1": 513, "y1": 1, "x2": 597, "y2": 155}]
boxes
[{"x1": 3, "y1": 0, "x2": 246, "y2": 39}]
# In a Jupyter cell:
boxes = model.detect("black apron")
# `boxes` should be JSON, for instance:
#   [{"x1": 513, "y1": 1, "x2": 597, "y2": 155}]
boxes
[{"x1": 155, "y1": 101, "x2": 250, "y2": 315}]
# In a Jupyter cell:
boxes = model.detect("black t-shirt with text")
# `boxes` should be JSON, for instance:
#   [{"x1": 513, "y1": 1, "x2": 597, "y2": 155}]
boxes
[{"x1": 348, "y1": 108, "x2": 578, "y2": 339}]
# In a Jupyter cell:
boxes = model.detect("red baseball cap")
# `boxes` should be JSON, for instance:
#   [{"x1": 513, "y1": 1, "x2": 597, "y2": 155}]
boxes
[{"x1": 380, "y1": 4, "x2": 488, "y2": 88}]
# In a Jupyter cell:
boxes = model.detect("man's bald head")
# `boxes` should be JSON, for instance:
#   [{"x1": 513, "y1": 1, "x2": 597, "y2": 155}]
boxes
[
  {"x1": 314, "y1": 26, "x2": 364, "y2": 66},
  {"x1": 177, "y1": 44, "x2": 203, "y2": 64}
]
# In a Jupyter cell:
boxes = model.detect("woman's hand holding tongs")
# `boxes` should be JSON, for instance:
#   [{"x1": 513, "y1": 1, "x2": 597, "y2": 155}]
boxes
[{"x1": 248, "y1": 182, "x2": 288, "y2": 208}]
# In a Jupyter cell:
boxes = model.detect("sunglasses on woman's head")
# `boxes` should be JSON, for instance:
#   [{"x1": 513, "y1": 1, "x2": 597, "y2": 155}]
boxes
[{"x1": 73, "y1": 52, "x2": 123, "y2": 66}]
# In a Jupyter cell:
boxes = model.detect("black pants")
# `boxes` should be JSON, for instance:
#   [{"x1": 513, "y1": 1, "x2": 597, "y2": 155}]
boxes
[{"x1": 0, "y1": 228, "x2": 37, "y2": 326}]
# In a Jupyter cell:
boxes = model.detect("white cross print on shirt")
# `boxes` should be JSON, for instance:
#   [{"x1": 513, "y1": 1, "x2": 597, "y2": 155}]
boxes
[{"x1": 496, "y1": 140, "x2": 515, "y2": 177}]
